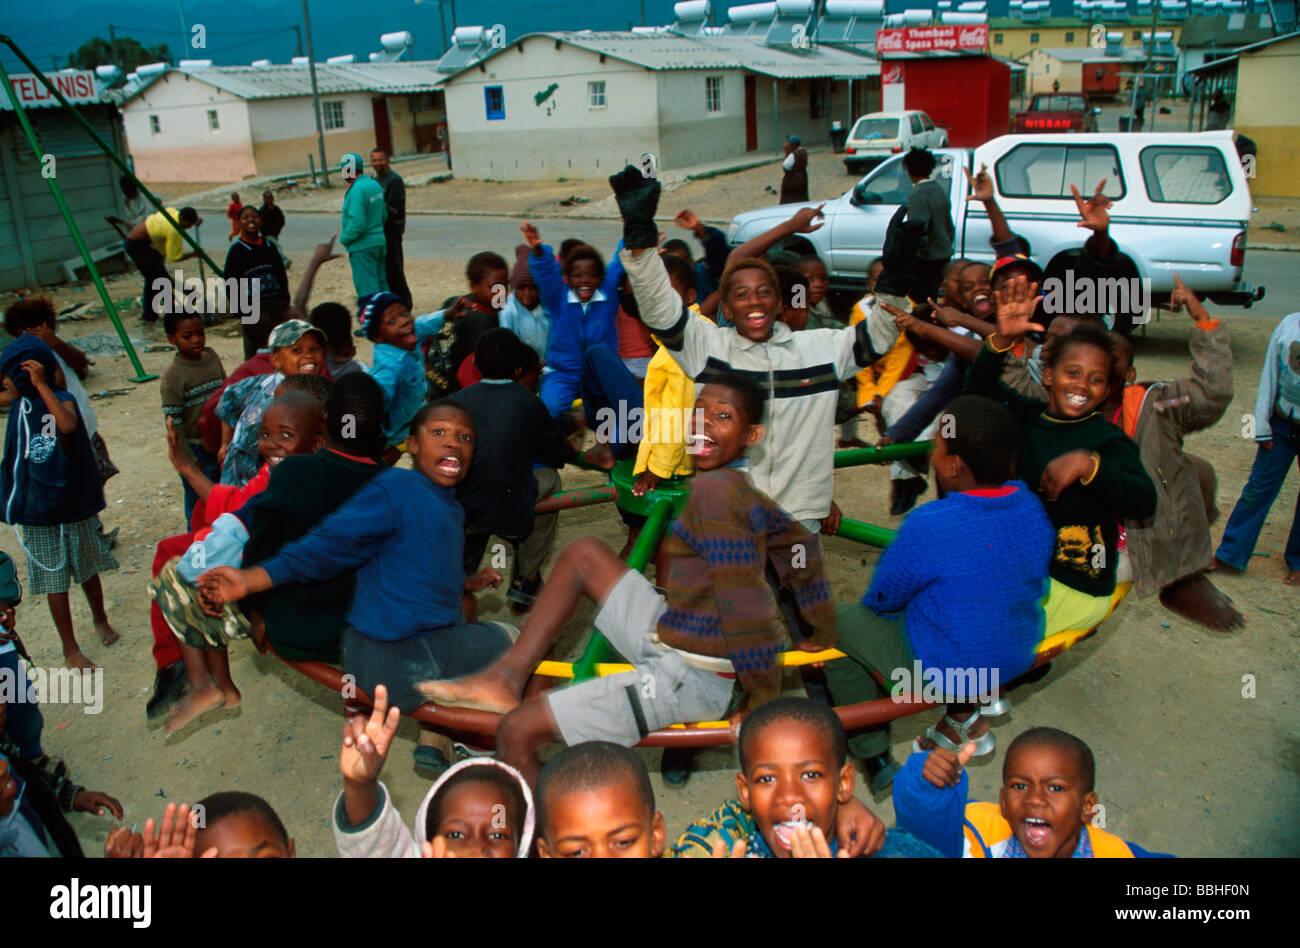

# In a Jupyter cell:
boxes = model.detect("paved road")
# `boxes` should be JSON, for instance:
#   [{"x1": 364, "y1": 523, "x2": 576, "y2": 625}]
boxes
[{"x1": 272, "y1": 210, "x2": 1294, "y2": 320}]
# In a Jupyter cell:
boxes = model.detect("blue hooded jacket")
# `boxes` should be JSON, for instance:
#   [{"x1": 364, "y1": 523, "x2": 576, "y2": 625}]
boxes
[{"x1": 1, "y1": 336, "x2": 103, "y2": 526}]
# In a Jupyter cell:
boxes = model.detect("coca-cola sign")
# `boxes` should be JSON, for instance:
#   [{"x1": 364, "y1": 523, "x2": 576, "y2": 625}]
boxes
[{"x1": 876, "y1": 25, "x2": 989, "y2": 54}]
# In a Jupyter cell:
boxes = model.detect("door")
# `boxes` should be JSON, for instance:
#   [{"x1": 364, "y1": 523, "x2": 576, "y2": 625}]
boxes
[
  {"x1": 744, "y1": 75, "x2": 757, "y2": 152},
  {"x1": 829, "y1": 154, "x2": 913, "y2": 277},
  {"x1": 371, "y1": 97, "x2": 393, "y2": 156}
]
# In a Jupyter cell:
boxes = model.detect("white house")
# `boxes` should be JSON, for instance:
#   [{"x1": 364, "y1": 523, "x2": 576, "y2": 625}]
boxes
[
  {"x1": 439, "y1": 30, "x2": 880, "y2": 181},
  {"x1": 121, "y1": 61, "x2": 447, "y2": 182}
]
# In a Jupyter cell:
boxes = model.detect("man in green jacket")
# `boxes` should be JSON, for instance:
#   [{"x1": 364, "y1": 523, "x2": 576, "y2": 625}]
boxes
[{"x1": 339, "y1": 153, "x2": 388, "y2": 301}]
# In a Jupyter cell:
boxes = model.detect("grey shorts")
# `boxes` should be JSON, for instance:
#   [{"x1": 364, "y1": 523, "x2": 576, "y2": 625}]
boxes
[{"x1": 547, "y1": 570, "x2": 736, "y2": 747}]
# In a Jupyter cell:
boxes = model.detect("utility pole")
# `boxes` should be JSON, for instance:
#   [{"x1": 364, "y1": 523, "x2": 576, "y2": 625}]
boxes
[
  {"x1": 1144, "y1": 3, "x2": 1157, "y2": 129},
  {"x1": 640, "y1": 0, "x2": 646, "y2": 26},
  {"x1": 108, "y1": 24, "x2": 118, "y2": 72},
  {"x1": 178, "y1": 0, "x2": 189, "y2": 59},
  {"x1": 301, "y1": 0, "x2": 331, "y2": 187},
  {"x1": 293, "y1": 24, "x2": 302, "y2": 58},
  {"x1": 438, "y1": 1, "x2": 449, "y2": 54},
  {"x1": 449, "y1": 0, "x2": 458, "y2": 32}
]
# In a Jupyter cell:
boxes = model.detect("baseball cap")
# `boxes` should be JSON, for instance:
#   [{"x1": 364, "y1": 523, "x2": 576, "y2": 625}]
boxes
[
  {"x1": 338, "y1": 153, "x2": 366, "y2": 177},
  {"x1": 990, "y1": 254, "x2": 1044, "y2": 285},
  {"x1": 268, "y1": 318, "x2": 326, "y2": 350},
  {"x1": 0, "y1": 552, "x2": 21, "y2": 605}
]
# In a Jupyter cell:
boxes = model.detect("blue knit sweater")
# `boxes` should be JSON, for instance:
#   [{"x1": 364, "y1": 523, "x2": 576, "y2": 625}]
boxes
[{"x1": 864, "y1": 482, "x2": 1053, "y2": 682}]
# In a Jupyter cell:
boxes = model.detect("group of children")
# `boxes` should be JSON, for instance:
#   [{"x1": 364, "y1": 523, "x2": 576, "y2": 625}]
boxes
[{"x1": 1, "y1": 146, "x2": 1295, "y2": 860}]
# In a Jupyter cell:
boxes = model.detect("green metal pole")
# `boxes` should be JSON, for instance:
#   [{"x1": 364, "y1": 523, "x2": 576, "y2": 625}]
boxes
[
  {"x1": 833, "y1": 440, "x2": 933, "y2": 468},
  {"x1": 0, "y1": 55, "x2": 157, "y2": 383},
  {"x1": 0, "y1": 36, "x2": 224, "y2": 278},
  {"x1": 834, "y1": 518, "x2": 897, "y2": 548},
  {"x1": 571, "y1": 495, "x2": 674, "y2": 682}
]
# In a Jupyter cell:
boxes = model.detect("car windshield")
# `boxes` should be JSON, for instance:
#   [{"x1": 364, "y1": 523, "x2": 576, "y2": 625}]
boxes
[
  {"x1": 851, "y1": 117, "x2": 899, "y2": 140},
  {"x1": 1031, "y1": 95, "x2": 1087, "y2": 112}
]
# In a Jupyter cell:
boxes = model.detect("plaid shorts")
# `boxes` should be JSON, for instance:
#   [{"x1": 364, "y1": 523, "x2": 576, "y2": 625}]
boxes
[
  {"x1": 150, "y1": 556, "x2": 250, "y2": 650},
  {"x1": 18, "y1": 515, "x2": 118, "y2": 595}
]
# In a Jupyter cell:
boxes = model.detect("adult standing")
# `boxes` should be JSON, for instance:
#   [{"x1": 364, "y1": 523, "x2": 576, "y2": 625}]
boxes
[
  {"x1": 780, "y1": 134, "x2": 809, "y2": 204},
  {"x1": 124, "y1": 206, "x2": 201, "y2": 322},
  {"x1": 370, "y1": 148, "x2": 412, "y2": 308},
  {"x1": 338, "y1": 153, "x2": 388, "y2": 302},
  {"x1": 223, "y1": 205, "x2": 291, "y2": 360},
  {"x1": 1133, "y1": 83, "x2": 1150, "y2": 131}
]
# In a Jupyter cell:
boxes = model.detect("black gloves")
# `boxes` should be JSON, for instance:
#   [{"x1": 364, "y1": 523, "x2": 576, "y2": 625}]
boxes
[{"x1": 609, "y1": 165, "x2": 660, "y2": 250}]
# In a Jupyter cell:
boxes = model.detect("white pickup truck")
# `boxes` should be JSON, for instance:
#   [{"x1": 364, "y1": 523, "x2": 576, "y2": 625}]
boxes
[{"x1": 729, "y1": 131, "x2": 1264, "y2": 326}]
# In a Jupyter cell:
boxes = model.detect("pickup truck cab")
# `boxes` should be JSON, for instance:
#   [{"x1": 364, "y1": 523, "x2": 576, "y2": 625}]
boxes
[
  {"x1": 843, "y1": 110, "x2": 948, "y2": 174},
  {"x1": 1012, "y1": 92, "x2": 1101, "y2": 133},
  {"x1": 730, "y1": 131, "x2": 1262, "y2": 331}
]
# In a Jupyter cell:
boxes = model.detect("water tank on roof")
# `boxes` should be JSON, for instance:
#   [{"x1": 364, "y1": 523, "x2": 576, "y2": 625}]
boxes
[
  {"x1": 95, "y1": 64, "x2": 122, "y2": 80},
  {"x1": 380, "y1": 31, "x2": 413, "y2": 51},
  {"x1": 942, "y1": 12, "x2": 988, "y2": 22},
  {"x1": 729, "y1": 2, "x2": 778, "y2": 23},
  {"x1": 178, "y1": 59, "x2": 213, "y2": 68},
  {"x1": 137, "y1": 62, "x2": 168, "y2": 76},
  {"x1": 825, "y1": 0, "x2": 884, "y2": 14},
  {"x1": 673, "y1": 0, "x2": 711, "y2": 19},
  {"x1": 326, "y1": 54, "x2": 356, "y2": 64},
  {"x1": 251, "y1": 58, "x2": 272, "y2": 66},
  {"x1": 774, "y1": 0, "x2": 814, "y2": 13},
  {"x1": 291, "y1": 56, "x2": 310, "y2": 65},
  {"x1": 957, "y1": 1, "x2": 987, "y2": 10},
  {"x1": 452, "y1": 26, "x2": 486, "y2": 45}
]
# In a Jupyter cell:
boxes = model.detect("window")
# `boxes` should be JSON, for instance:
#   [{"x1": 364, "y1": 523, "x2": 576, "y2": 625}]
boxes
[
  {"x1": 207, "y1": 109, "x2": 220, "y2": 131},
  {"x1": 1140, "y1": 146, "x2": 1232, "y2": 204},
  {"x1": 1030, "y1": 32, "x2": 1039, "y2": 43},
  {"x1": 705, "y1": 75, "x2": 722, "y2": 112},
  {"x1": 1132, "y1": 30, "x2": 1141, "y2": 40},
  {"x1": 149, "y1": 114, "x2": 160, "y2": 134},
  {"x1": 587, "y1": 80, "x2": 606, "y2": 109},
  {"x1": 810, "y1": 84, "x2": 827, "y2": 118},
  {"x1": 852, "y1": 156, "x2": 912, "y2": 205},
  {"x1": 484, "y1": 85, "x2": 505, "y2": 120},
  {"x1": 920, "y1": 114, "x2": 934, "y2": 132},
  {"x1": 910, "y1": 114, "x2": 925, "y2": 135},
  {"x1": 850, "y1": 116, "x2": 899, "y2": 140},
  {"x1": 995, "y1": 143, "x2": 1125, "y2": 200},
  {"x1": 994, "y1": 32, "x2": 1003, "y2": 44},
  {"x1": 322, "y1": 100, "x2": 345, "y2": 130},
  {"x1": 1065, "y1": 31, "x2": 1075, "y2": 43}
]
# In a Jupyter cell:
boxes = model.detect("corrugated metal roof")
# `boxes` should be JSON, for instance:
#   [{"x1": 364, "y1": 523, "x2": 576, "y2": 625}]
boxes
[
  {"x1": 123, "y1": 62, "x2": 444, "y2": 104},
  {"x1": 444, "y1": 31, "x2": 880, "y2": 81},
  {"x1": 1178, "y1": 13, "x2": 1278, "y2": 49},
  {"x1": 1030, "y1": 44, "x2": 1168, "y2": 61}
]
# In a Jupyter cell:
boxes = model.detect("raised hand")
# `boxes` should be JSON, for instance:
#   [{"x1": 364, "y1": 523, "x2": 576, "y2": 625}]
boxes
[
  {"x1": 927, "y1": 297, "x2": 967, "y2": 329},
  {"x1": 790, "y1": 203, "x2": 827, "y2": 234},
  {"x1": 19, "y1": 359, "x2": 46, "y2": 388},
  {"x1": 922, "y1": 742, "x2": 978, "y2": 788},
  {"x1": 790, "y1": 823, "x2": 846, "y2": 858},
  {"x1": 964, "y1": 163, "x2": 994, "y2": 202},
  {"x1": 674, "y1": 209, "x2": 702, "y2": 232},
  {"x1": 310, "y1": 235, "x2": 342, "y2": 265},
  {"x1": 1169, "y1": 273, "x2": 1210, "y2": 322},
  {"x1": 993, "y1": 274, "x2": 1044, "y2": 342},
  {"x1": 339, "y1": 684, "x2": 402, "y2": 785},
  {"x1": 104, "y1": 826, "x2": 144, "y2": 859},
  {"x1": 1071, "y1": 180, "x2": 1111, "y2": 233},
  {"x1": 609, "y1": 165, "x2": 662, "y2": 249},
  {"x1": 143, "y1": 803, "x2": 215, "y2": 859},
  {"x1": 518, "y1": 221, "x2": 542, "y2": 250},
  {"x1": 837, "y1": 795, "x2": 885, "y2": 857}
]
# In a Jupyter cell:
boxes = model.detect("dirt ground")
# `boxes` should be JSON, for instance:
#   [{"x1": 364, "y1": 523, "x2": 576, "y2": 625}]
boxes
[{"x1": 2, "y1": 225, "x2": 1298, "y2": 858}]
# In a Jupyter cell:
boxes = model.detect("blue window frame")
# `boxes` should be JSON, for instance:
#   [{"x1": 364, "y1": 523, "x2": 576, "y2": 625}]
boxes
[{"x1": 485, "y1": 85, "x2": 505, "y2": 120}]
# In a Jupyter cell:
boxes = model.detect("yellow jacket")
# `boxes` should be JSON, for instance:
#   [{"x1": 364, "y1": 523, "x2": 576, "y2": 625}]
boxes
[
  {"x1": 633, "y1": 306, "x2": 710, "y2": 480},
  {"x1": 850, "y1": 295, "x2": 916, "y2": 405}
]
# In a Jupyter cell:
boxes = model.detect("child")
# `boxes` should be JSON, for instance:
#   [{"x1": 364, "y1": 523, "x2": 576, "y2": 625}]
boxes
[
  {"x1": 521, "y1": 221, "x2": 626, "y2": 428},
  {"x1": 1215, "y1": 308, "x2": 1300, "y2": 587},
  {"x1": 240, "y1": 372, "x2": 387, "y2": 662},
  {"x1": 610, "y1": 175, "x2": 897, "y2": 536},
  {"x1": 0, "y1": 750, "x2": 85, "y2": 857},
  {"x1": 198, "y1": 401, "x2": 515, "y2": 715},
  {"x1": 670, "y1": 698, "x2": 937, "y2": 858},
  {"x1": 332, "y1": 684, "x2": 535, "y2": 858},
  {"x1": 963, "y1": 276, "x2": 1157, "y2": 641},
  {"x1": 0, "y1": 336, "x2": 118, "y2": 669},
  {"x1": 223, "y1": 204, "x2": 291, "y2": 360},
  {"x1": 534, "y1": 741, "x2": 665, "y2": 858},
  {"x1": 794, "y1": 255, "x2": 838, "y2": 328},
  {"x1": 444, "y1": 251, "x2": 510, "y2": 382},
  {"x1": 122, "y1": 794, "x2": 295, "y2": 858},
  {"x1": 497, "y1": 244, "x2": 551, "y2": 363},
  {"x1": 822, "y1": 396, "x2": 1055, "y2": 786},
  {"x1": 161, "y1": 311, "x2": 227, "y2": 526},
  {"x1": 1103, "y1": 276, "x2": 1240, "y2": 628},
  {"x1": 454, "y1": 330, "x2": 565, "y2": 614},
  {"x1": 420, "y1": 376, "x2": 836, "y2": 784},
  {"x1": 894, "y1": 728, "x2": 1167, "y2": 857},
  {"x1": 359, "y1": 291, "x2": 445, "y2": 458},
  {"x1": 226, "y1": 192, "x2": 242, "y2": 240},
  {"x1": 216, "y1": 318, "x2": 326, "y2": 486},
  {"x1": 310, "y1": 303, "x2": 364, "y2": 379},
  {"x1": 153, "y1": 391, "x2": 326, "y2": 732}
]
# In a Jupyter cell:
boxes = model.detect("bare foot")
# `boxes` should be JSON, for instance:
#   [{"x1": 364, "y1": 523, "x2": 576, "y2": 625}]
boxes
[
  {"x1": 418, "y1": 669, "x2": 522, "y2": 714},
  {"x1": 1286, "y1": 569, "x2": 1300, "y2": 586},
  {"x1": 63, "y1": 650, "x2": 96, "y2": 671},
  {"x1": 1159, "y1": 573, "x2": 1245, "y2": 631},
  {"x1": 1211, "y1": 557, "x2": 1245, "y2": 574},
  {"x1": 221, "y1": 686, "x2": 242, "y2": 709},
  {"x1": 94, "y1": 619, "x2": 120, "y2": 647},
  {"x1": 164, "y1": 687, "x2": 227, "y2": 732},
  {"x1": 581, "y1": 442, "x2": 617, "y2": 471}
]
